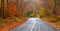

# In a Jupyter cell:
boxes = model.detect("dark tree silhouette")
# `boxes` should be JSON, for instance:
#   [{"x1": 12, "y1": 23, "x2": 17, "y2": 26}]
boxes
[
  {"x1": 1, "y1": 0, "x2": 4, "y2": 18},
  {"x1": 0, "y1": 0, "x2": 2, "y2": 17}
]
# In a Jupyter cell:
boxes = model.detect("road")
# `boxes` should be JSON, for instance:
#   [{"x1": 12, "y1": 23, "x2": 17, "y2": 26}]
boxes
[{"x1": 10, "y1": 18, "x2": 58, "y2": 31}]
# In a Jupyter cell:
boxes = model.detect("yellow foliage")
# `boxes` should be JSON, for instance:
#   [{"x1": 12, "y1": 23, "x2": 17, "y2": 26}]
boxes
[{"x1": 39, "y1": 8, "x2": 46, "y2": 17}]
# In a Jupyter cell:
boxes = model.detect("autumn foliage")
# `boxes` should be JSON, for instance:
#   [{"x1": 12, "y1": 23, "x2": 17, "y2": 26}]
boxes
[{"x1": 0, "y1": 0, "x2": 60, "y2": 30}]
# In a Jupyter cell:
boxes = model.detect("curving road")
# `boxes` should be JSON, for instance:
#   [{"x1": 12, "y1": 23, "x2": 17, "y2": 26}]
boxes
[{"x1": 10, "y1": 18, "x2": 58, "y2": 31}]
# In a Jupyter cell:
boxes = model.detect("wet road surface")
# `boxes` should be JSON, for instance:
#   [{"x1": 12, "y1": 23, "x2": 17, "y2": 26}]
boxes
[{"x1": 10, "y1": 18, "x2": 58, "y2": 31}]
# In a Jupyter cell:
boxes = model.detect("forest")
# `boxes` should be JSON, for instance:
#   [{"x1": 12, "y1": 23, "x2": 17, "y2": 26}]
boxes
[{"x1": 0, "y1": 0, "x2": 60, "y2": 30}]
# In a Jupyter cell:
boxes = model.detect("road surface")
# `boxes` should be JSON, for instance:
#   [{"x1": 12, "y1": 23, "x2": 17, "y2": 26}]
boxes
[{"x1": 10, "y1": 18, "x2": 58, "y2": 31}]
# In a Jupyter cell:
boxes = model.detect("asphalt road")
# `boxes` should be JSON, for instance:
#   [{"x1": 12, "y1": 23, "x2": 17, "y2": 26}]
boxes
[{"x1": 10, "y1": 18, "x2": 58, "y2": 31}]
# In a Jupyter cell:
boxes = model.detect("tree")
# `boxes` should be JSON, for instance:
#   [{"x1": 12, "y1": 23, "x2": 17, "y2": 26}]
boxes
[
  {"x1": 0, "y1": 0, "x2": 2, "y2": 17},
  {"x1": 15, "y1": 0, "x2": 25, "y2": 18},
  {"x1": 1, "y1": 0, "x2": 4, "y2": 18}
]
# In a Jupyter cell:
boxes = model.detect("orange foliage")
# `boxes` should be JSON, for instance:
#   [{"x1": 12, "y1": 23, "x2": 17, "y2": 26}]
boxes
[
  {"x1": 1, "y1": 19, "x2": 27, "y2": 31},
  {"x1": 9, "y1": 2, "x2": 16, "y2": 17},
  {"x1": 4, "y1": 1, "x2": 17, "y2": 17}
]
